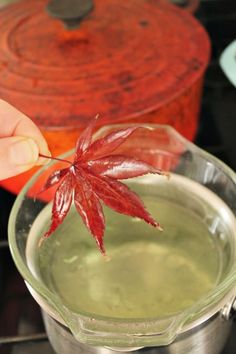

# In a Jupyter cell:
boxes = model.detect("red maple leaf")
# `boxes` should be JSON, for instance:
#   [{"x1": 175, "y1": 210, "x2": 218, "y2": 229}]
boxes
[{"x1": 39, "y1": 117, "x2": 165, "y2": 254}]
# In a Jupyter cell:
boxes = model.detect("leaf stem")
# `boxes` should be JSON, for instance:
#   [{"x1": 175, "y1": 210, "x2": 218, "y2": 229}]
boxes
[{"x1": 39, "y1": 153, "x2": 72, "y2": 165}]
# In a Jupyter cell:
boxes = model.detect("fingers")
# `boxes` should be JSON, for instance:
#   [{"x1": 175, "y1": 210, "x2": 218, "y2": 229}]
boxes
[
  {"x1": 0, "y1": 99, "x2": 50, "y2": 158},
  {"x1": 0, "y1": 99, "x2": 51, "y2": 179},
  {"x1": 0, "y1": 136, "x2": 40, "y2": 180}
]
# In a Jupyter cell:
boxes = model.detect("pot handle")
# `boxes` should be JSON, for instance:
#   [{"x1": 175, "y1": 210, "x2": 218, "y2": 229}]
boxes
[{"x1": 221, "y1": 296, "x2": 236, "y2": 321}]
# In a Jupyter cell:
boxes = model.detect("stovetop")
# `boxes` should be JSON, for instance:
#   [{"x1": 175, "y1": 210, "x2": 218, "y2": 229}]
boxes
[{"x1": 0, "y1": 0, "x2": 236, "y2": 353}]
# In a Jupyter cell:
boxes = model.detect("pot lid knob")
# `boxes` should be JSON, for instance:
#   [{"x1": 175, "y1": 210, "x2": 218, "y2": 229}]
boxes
[{"x1": 47, "y1": 0, "x2": 93, "y2": 29}]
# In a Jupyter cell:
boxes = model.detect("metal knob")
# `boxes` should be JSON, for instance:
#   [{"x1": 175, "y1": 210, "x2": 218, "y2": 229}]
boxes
[
  {"x1": 170, "y1": 0, "x2": 188, "y2": 5},
  {"x1": 47, "y1": 0, "x2": 94, "y2": 29}
]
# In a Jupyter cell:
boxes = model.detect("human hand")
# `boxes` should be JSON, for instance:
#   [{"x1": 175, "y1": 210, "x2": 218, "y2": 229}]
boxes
[{"x1": 0, "y1": 99, "x2": 51, "y2": 180}]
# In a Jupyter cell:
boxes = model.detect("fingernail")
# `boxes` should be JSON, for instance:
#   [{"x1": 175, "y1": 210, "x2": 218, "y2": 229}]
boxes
[{"x1": 10, "y1": 137, "x2": 39, "y2": 165}]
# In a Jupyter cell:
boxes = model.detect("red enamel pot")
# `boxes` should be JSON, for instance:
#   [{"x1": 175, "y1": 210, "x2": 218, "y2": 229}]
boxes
[{"x1": 0, "y1": 0, "x2": 210, "y2": 194}]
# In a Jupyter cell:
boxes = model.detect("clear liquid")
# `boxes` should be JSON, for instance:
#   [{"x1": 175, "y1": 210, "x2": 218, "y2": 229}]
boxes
[{"x1": 26, "y1": 174, "x2": 235, "y2": 319}]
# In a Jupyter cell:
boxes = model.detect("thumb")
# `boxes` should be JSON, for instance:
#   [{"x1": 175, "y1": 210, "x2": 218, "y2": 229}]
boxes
[{"x1": 0, "y1": 136, "x2": 40, "y2": 180}]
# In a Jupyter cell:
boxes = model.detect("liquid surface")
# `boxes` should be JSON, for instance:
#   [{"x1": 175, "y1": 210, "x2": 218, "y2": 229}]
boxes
[{"x1": 27, "y1": 175, "x2": 235, "y2": 319}]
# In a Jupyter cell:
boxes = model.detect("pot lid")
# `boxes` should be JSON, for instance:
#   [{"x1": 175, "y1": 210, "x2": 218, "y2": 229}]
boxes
[{"x1": 0, "y1": 0, "x2": 210, "y2": 130}]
